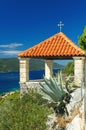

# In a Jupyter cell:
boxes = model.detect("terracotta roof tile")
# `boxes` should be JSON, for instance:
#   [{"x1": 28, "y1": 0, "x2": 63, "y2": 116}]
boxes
[{"x1": 18, "y1": 32, "x2": 86, "y2": 58}]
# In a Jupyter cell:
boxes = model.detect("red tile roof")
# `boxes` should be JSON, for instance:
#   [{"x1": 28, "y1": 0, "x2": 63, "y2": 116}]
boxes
[{"x1": 18, "y1": 32, "x2": 86, "y2": 59}]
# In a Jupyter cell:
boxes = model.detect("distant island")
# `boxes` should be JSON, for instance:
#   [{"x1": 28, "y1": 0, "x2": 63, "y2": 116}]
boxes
[{"x1": 0, "y1": 58, "x2": 64, "y2": 72}]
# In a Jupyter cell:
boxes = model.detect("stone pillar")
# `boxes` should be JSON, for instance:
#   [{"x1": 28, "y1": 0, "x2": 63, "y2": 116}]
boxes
[
  {"x1": 19, "y1": 57, "x2": 30, "y2": 83},
  {"x1": 84, "y1": 58, "x2": 86, "y2": 130},
  {"x1": 74, "y1": 57, "x2": 85, "y2": 86},
  {"x1": 45, "y1": 60, "x2": 53, "y2": 79}
]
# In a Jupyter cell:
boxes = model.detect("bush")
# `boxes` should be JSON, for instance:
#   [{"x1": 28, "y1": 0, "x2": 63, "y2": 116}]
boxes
[{"x1": 0, "y1": 91, "x2": 50, "y2": 130}]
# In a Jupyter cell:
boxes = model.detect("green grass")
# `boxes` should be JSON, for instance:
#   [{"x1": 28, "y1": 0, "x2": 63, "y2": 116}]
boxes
[{"x1": 0, "y1": 91, "x2": 51, "y2": 130}]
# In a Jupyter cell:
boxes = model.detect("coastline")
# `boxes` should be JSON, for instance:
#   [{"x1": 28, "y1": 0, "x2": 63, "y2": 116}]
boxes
[
  {"x1": 0, "y1": 69, "x2": 61, "y2": 94},
  {"x1": 0, "y1": 90, "x2": 19, "y2": 100},
  {"x1": 0, "y1": 87, "x2": 20, "y2": 96}
]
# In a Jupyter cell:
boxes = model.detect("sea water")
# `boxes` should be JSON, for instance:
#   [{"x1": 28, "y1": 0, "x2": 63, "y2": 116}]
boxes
[{"x1": 0, "y1": 69, "x2": 60, "y2": 94}]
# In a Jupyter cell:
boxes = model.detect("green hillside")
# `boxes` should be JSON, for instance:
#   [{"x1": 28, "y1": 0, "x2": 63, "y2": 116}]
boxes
[
  {"x1": 0, "y1": 58, "x2": 19, "y2": 72},
  {"x1": 0, "y1": 58, "x2": 64, "y2": 72}
]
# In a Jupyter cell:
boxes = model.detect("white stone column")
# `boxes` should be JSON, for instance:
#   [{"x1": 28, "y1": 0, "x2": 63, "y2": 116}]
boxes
[
  {"x1": 84, "y1": 58, "x2": 86, "y2": 130},
  {"x1": 19, "y1": 57, "x2": 30, "y2": 83},
  {"x1": 45, "y1": 60, "x2": 53, "y2": 79},
  {"x1": 74, "y1": 57, "x2": 85, "y2": 86}
]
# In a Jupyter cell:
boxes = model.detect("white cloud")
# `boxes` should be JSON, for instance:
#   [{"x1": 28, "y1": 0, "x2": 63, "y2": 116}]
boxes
[
  {"x1": 0, "y1": 42, "x2": 23, "y2": 57},
  {"x1": 0, "y1": 50, "x2": 22, "y2": 56},
  {"x1": 0, "y1": 43, "x2": 23, "y2": 48}
]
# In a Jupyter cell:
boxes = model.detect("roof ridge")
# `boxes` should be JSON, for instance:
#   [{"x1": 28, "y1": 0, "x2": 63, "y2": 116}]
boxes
[
  {"x1": 18, "y1": 31, "x2": 86, "y2": 57},
  {"x1": 59, "y1": 32, "x2": 86, "y2": 54},
  {"x1": 25, "y1": 33, "x2": 59, "y2": 49}
]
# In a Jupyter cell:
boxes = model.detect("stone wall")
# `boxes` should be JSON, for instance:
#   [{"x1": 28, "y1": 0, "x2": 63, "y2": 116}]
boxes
[
  {"x1": 20, "y1": 80, "x2": 44, "y2": 94},
  {"x1": 26, "y1": 80, "x2": 43, "y2": 91}
]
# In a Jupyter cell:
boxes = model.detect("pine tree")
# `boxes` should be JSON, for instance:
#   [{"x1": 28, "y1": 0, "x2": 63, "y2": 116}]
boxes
[{"x1": 78, "y1": 26, "x2": 86, "y2": 51}]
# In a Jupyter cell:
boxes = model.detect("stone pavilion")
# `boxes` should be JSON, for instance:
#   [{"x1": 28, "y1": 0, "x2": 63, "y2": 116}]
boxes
[{"x1": 18, "y1": 32, "x2": 86, "y2": 85}]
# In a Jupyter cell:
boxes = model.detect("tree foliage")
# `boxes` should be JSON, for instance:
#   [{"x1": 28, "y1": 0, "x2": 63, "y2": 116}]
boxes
[
  {"x1": 63, "y1": 61, "x2": 74, "y2": 76},
  {"x1": 78, "y1": 26, "x2": 86, "y2": 51}
]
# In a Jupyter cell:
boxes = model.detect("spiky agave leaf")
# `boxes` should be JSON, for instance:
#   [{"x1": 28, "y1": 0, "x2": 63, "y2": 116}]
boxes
[
  {"x1": 39, "y1": 90, "x2": 54, "y2": 102},
  {"x1": 58, "y1": 71, "x2": 65, "y2": 94},
  {"x1": 65, "y1": 76, "x2": 71, "y2": 92},
  {"x1": 39, "y1": 81, "x2": 61, "y2": 102},
  {"x1": 39, "y1": 73, "x2": 75, "y2": 116},
  {"x1": 39, "y1": 79, "x2": 53, "y2": 94},
  {"x1": 52, "y1": 77, "x2": 66, "y2": 96},
  {"x1": 39, "y1": 76, "x2": 67, "y2": 103},
  {"x1": 40, "y1": 75, "x2": 73, "y2": 100},
  {"x1": 40, "y1": 87, "x2": 60, "y2": 103},
  {"x1": 57, "y1": 71, "x2": 69, "y2": 94},
  {"x1": 47, "y1": 77, "x2": 63, "y2": 98}
]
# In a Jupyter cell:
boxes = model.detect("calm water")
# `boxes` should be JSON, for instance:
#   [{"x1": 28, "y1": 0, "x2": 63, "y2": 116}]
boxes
[{"x1": 0, "y1": 69, "x2": 60, "y2": 94}]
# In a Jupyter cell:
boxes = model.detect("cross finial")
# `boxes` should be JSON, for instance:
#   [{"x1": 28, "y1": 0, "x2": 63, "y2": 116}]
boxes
[{"x1": 58, "y1": 21, "x2": 64, "y2": 32}]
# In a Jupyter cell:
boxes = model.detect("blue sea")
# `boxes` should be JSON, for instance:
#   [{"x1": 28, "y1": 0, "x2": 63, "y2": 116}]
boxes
[{"x1": 0, "y1": 69, "x2": 60, "y2": 94}]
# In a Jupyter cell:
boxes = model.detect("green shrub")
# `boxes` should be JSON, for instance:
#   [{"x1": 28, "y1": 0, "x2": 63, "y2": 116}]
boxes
[{"x1": 0, "y1": 91, "x2": 50, "y2": 130}]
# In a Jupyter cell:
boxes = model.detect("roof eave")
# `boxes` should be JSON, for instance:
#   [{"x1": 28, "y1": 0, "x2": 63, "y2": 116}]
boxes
[{"x1": 18, "y1": 54, "x2": 86, "y2": 60}]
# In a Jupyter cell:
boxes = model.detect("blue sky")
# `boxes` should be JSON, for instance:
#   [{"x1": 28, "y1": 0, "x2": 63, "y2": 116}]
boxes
[{"x1": 0, "y1": 0, "x2": 86, "y2": 60}]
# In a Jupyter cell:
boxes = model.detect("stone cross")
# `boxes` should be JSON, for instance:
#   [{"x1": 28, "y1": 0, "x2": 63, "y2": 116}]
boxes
[{"x1": 58, "y1": 21, "x2": 64, "y2": 32}]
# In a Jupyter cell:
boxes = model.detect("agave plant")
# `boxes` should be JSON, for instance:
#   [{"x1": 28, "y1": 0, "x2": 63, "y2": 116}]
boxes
[{"x1": 39, "y1": 71, "x2": 75, "y2": 116}]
